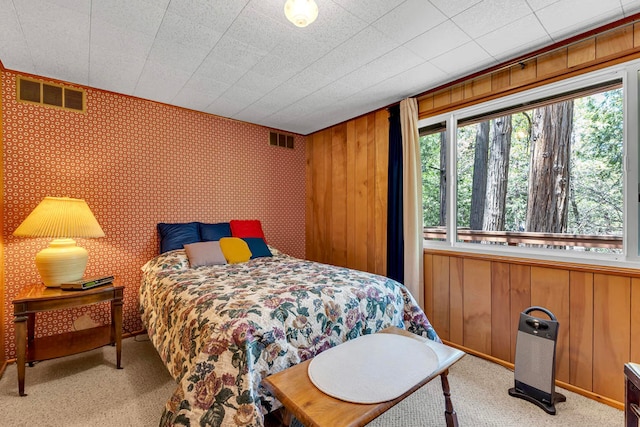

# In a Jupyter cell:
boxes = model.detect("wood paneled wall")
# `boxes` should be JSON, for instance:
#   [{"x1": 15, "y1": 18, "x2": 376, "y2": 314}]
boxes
[
  {"x1": 305, "y1": 110, "x2": 389, "y2": 275},
  {"x1": 424, "y1": 250, "x2": 640, "y2": 405}
]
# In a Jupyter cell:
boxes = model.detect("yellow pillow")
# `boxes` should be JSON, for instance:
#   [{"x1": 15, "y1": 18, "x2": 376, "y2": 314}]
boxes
[{"x1": 219, "y1": 237, "x2": 252, "y2": 264}]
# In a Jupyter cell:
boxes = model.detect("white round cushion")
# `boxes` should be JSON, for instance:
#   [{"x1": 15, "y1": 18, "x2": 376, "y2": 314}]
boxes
[{"x1": 307, "y1": 333, "x2": 439, "y2": 404}]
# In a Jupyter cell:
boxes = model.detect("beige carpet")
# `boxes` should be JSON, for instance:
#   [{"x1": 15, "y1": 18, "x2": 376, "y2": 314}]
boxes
[{"x1": 0, "y1": 336, "x2": 623, "y2": 426}]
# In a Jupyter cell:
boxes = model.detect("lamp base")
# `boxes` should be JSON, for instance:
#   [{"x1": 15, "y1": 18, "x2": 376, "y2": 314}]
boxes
[{"x1": 35, "y1": 239, "x2": 88, "y2": 287}]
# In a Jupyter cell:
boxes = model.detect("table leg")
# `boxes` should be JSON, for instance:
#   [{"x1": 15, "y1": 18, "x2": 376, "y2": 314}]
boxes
[
  {"x1": 14, "y1": 314, "x2": 28, "y2": 396},
  {"x1": 27, "y1": 313, "x2": 35, "y2": 367},
  {"x1": 440, "y1": 370, "x2": 459, "y2": 427},
  {"x1": 112, "y1": 295, "x2": 123, "y2": 369}
]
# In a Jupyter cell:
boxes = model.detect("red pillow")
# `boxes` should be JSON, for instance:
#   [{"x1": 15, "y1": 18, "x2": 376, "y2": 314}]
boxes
[{"x1": 230, "y1": 220, "x2": 266, "y2": 242}]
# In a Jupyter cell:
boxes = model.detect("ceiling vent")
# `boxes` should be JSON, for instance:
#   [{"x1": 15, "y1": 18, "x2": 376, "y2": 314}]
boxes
[
  {"x1": 269, "y1": 131, "x2": 294, "y2": 149},
  {"x1": 17, "y1": 76, "x2": 85, "y2": 112}
]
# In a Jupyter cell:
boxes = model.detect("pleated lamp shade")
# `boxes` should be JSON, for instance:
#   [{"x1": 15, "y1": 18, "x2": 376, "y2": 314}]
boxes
[{"x1": 14, "y1": 197, "x2": 105, "y2": 287}]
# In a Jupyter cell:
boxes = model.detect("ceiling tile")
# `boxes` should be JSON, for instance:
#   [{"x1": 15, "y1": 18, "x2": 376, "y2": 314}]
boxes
[
  {"x1": 268, "y1": 37, "x2": 332, "y2": 69},
  {"x1": 277, "y1": 94, "x2": 334, "y2": 119},
  {"x1": 332, "y1": 0, "x2": 406, "y2": 24},
  {"x1": 430, "y1": 41, "x2": 496, "y2": 77},
  {"x1": 90, "y1": 19, "x2": 155, "y2": 59},
  {"x1": 622, "y1": 0, "x2": 640, "y2": 14},
  {"x1": 134, "y1": 60, "x2": 193, "y2": 103},
  {"x1": 170, "y1": 88, "x2": 220, "y2": 112},
  {"x1": 225, "y1": 7, "x2": 290, "y2": 52},
  {"x1": 194, "y1": 57, "x2": 246, "y2": 86},
  {"x1": 338, "y1": 47, "x2": 425, "y2": 93},
  {"x1": 250, "y1": 54, "x2": 304, "y2": 83},
  {"x1": 91, "y1": 0, "x2": 167, "y2": 36},
  {"x1": 0, "y1": 0, "x2": 32, "y2": 71},
  {"x1": 232, "y1": 106, "x2": 273, "y2": 125},
  {"x1": 309, "y1": 26, "x2": 398, "y2": 81},
  {"x1": 204, "y1": 95, "x2": 247, "y2": 118},
  {"x1": 167, "y1": 0, "x2": 248, "y2": 32},
  {"x1": 452, "y1": 0, "x2": 534, "y2": 39},
  {"x1": 245, "y1": 0, "x2": 291, "y2": 24},
  {"x1": 248, "y1": 85, "x2": 311, "y2": 113},
  {"x1": 536, "y1": 0, "x2": 623, "y2": 40},
  {"x1": 154, "y1": 11, "x2": 223, "y2": 48},
  {"x1": 375, "y1": 61, "x2": 449, "y2": 97},
  {"x1": 404, "y1": 20, "x2": 471, "y2": 61},
  {"x1": 279, "y1": 68, "x2": 334, "y2": 94},
  {"x1": 179, "y1": 74, "x2": 231, "y2": 99},
  {"x1": 46, "y1": 0, "x2": 92, "y2": 14},
  {"x1": 220, "y1": 85, "x2": 264, "y2": 106},
  {"x1": 525, "y1": 0, "x2": 561, "y2": 10},
  {"x1": 428, "y1": 0, "x2": 483, "y2": 17},
  {"x1": 204, "y1": 36, "x2": 267, "y2": 70},
  {"x1": 146, "y1": 41, "x2": 210, "y2": 74},
  {"x1": 476, "y1": 14, "x2": 551, "y2": 60},
  {"x1": 235, "y1": 71, "x2": 283, "y2": 96},
  {"x1": 311, "y1": 80, "x2": 361, "y2": 103},
  {"x1": 88, "y1": 50, "x2": 145, "y2": 94},
  {"x1": 372, "y1": 0, "x2": 447, "y2": 44},
  {"x1": 14, "y1": 0, "x2": 90, "y2": 60}
]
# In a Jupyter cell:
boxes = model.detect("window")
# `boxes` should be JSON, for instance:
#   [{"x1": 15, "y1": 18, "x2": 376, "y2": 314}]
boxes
[
  {"x1": 420, "y1": 123, "x2": 447, "y2": 241},
  {"x1": 420, "y1": 64, "x2": 638, "y2": 263}
]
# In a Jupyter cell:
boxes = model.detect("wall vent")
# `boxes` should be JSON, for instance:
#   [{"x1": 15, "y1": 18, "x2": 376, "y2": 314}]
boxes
[
  {"x1": 17, "y1": 76, "x2": 85, "y2": 112},
  {"x1": 269, "y1": 131, "x2": 294, "y2": 149}
]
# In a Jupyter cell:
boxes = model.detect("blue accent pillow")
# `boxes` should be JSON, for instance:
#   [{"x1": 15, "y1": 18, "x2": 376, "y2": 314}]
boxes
[
  {"x1": 157, "y1": 222, "x2": 201, "y2": 253},
  {"x1": 199, "y1": 222, "x2": 232, "y2": 241},
  {"x1": 242, "y1": 237, "x2": 273, "y2": 259}
]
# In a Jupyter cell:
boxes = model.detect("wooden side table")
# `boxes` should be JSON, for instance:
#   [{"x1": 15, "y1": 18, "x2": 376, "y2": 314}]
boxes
[
  {"x1": 263, "y1": 327, "x2": 465, "y2": 427},
  {"x1": 12, "y1": 280, "x2": 124, "y2": 396}
]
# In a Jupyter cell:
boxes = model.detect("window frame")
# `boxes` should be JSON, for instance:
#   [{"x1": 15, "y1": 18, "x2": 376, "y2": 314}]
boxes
[{"x1": 419, "y1": 58, "x2": 640, "y2": 268}]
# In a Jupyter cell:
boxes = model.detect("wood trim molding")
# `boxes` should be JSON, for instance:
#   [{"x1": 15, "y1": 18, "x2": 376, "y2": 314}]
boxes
[{"x1": 424, "y1": 248, "x2": 640, "y2": 278}]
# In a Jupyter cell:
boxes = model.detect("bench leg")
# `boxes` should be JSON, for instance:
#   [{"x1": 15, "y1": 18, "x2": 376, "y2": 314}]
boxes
[
  {"x1": 269, "y1": 407, "x2": 292, "y2": 427},
  {"x1": 440, "y1": 370, "x2": 459, "y2": 427}
]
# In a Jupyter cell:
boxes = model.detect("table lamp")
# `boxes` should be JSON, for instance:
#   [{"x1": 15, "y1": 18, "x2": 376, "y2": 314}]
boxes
[{"x1": 13, "y1": 197, "x2": 105, "y2": 287}]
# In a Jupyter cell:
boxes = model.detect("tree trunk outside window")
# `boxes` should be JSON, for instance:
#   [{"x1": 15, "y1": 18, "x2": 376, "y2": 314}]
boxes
[
  {"x1": 526, "y1": 101, "x2": 573, "y2": 233},
  {"x1": 484, "y1": 115, "x2": 512, "y2": 231},
  {"x1": 470, "y1": 121, "x2": 489, "y2": 230}
]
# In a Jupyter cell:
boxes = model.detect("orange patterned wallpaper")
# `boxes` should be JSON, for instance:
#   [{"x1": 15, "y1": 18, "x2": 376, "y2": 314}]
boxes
[{"x1": 1, "y1": 69, "x2": 306, "y2": 360}]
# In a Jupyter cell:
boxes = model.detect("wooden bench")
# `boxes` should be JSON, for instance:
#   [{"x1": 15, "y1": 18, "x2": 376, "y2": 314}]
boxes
[{"x1": 263, "y1": 326, "x2": 465, "y2": 427}]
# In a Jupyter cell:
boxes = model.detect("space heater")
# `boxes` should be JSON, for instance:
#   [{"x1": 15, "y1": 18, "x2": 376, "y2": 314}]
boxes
[{"x1": 508, "y1": 306, "x2": 566, "y2": 415}]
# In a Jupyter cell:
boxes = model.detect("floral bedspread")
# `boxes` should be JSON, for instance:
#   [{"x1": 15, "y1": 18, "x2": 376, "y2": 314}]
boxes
[{"x1": 139, "y1": 248, "x2": 439, "y2": 427}]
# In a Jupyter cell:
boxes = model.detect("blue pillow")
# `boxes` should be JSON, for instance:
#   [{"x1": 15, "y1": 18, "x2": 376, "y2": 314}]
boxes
[
  {"x1": 157, "y1": 222, "x2": 201, "y2": 253},
  {"x1": 242, "y1": 237, "x2": 273, "y2": 259},
  {"x1": 199, "y1": 222, "x2": 232, "y2": 241}
]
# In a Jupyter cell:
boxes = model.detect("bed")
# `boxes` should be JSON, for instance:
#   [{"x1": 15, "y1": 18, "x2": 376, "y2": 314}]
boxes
[{"x1": 140, "y1": 232, "x2": 440, "y2": 427}]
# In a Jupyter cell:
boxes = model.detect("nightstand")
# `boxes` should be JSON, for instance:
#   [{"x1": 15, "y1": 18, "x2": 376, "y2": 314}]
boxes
[{"x1": 12, "y1": 280, "x2": 124, "y2": 396}]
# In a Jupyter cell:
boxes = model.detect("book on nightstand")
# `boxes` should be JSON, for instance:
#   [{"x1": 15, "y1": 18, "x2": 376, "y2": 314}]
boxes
[{"x1": 60, "y1": 275, "x2": 114, "y2": 291}]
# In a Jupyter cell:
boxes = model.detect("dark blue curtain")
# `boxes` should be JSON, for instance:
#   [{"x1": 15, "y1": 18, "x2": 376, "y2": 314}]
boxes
[{"x1": 387, "y1": 105, "x2": 404, "y2": 284}]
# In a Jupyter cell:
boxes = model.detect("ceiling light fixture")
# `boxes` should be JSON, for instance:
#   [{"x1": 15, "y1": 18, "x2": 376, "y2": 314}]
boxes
[{"x1": 284, "y1": 0, "x2": 318, "y2": 28}]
